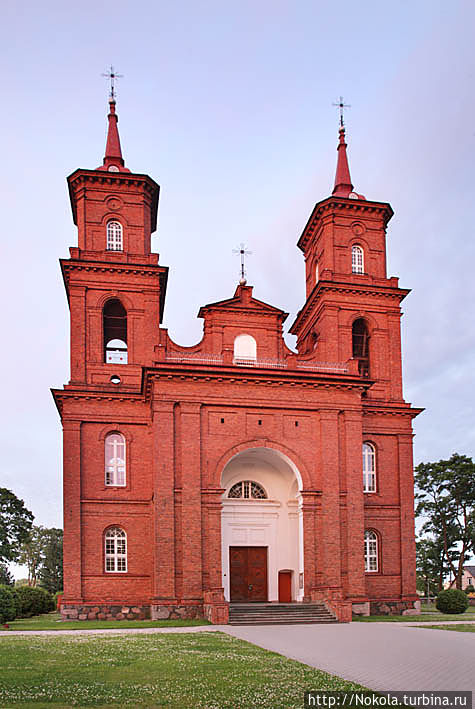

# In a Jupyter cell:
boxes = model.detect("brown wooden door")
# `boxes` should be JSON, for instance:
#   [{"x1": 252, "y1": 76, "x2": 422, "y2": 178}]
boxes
[
  {"x1": 278, "y1": 571, "x2": 292, "y2": 602},
  {"x1": 230, "y1": 547, "x2": 267, "y2": 601}
]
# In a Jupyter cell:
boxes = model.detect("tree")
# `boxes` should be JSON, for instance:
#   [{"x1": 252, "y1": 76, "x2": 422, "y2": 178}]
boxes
[
  {"x1": 38, "y1": 528, "x2": 63, "y2": 594},
  {"x1": 18, "y1": 526, "x2": 49, "y2": 586},
  {"x1": 0, "y1": 488, "x2": 34, "y2": 564},
  {"x1": 416, "y1": 537, "x2": 449, "y2": 596},
  {"x1": 415, "y1": 453, "x2": 475, "y2": 589},
  {"x1": 0, "y1": 564, "x2": 14, "y2": 586}
]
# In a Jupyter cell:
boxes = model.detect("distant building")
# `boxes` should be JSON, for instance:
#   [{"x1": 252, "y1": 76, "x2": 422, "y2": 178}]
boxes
[
  {"x1": 52, "y1": 97, "x2": 421, "y2": 623},
  {"x1": 448, "y1": 566, "x2": 475, "y2": 590}
]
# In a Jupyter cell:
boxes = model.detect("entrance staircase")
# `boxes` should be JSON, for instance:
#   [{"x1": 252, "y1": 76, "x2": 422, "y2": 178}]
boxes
[{"x1": 228, "y1": 601, "x2": 337, "y2": 625}]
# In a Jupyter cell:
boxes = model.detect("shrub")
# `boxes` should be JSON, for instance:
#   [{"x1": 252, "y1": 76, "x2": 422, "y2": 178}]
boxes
[
  {"x1": 436, "y1": 589, "x2": 469, "y2": 614},
  {"x1": 464, "y1": 585, "x2": 475, "y2": 595},
  {"x1": 0, "y1": 585, "x2": 16, "y2": 624},
  {"x1": 15, "y1": 586, "x2": 55, "y2": 617}
]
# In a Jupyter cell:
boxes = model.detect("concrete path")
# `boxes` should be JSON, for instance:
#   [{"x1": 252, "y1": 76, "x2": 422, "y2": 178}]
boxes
[{"x1": 226, "y1": 623, "x2": 475, "y2": 694}]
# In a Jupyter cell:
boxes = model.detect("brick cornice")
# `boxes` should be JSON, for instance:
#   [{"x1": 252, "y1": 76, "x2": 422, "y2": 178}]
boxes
[
  {"x1": 297, "y1": 196, "x2": 393, "y2": 252},
  {"x1": 290, "y1": 280, "x2": 410, "y2": 335}
]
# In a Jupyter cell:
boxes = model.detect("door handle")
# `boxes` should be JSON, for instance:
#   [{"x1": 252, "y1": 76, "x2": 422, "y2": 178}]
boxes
[{"x1": 248, "y1": 584, "x2": 253, "y2": 591}]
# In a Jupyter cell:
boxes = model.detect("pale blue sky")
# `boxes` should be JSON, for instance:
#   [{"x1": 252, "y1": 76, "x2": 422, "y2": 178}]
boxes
[{"x1": 0, "y1": 1, "x2": 474, "y2": 554}]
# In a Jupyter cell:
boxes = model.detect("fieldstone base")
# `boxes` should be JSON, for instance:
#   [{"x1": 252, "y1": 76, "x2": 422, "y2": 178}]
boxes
[
  {"x1": 352, "y1": 602, "x2": 370, "y2": 616},
  {"x1": 61, "y1": 604, "x2": 150, "y2": 621},
  {"x1": 150, "y1": 604, "x2": 203, "y2": 620},
  {"x1": 369, "y1": 599, "x2": 420, "y2": 616}
]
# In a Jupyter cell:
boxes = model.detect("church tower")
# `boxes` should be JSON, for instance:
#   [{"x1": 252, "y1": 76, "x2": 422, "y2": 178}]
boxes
[{"x1": 290, "y1": 122, "x2": 407, "y2": 403}]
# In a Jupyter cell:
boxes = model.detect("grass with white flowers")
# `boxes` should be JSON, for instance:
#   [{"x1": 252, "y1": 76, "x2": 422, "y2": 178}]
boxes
[{"x1": 0, "y1": 631, "x2": 369, "y2": 707}]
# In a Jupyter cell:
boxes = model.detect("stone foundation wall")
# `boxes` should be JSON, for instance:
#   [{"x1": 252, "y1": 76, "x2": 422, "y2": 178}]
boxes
[
  {"x1": 369, "y1": 599, "x2": 420, "y2": 616},
  {"x1": 150, "y1": 604, "x2": 203, "y2": 620},
  {"x1": 61, "y1": 604, "x2": 151, "y2": 621}
]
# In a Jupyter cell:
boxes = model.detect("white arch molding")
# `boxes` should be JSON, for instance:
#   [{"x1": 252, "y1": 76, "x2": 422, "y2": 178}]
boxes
[{"x1": 220, "y1": 446, "x2": 304, "y2": 603}]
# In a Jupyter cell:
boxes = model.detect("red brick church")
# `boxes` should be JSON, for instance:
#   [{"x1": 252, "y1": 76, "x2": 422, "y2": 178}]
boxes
[{"x1": 53, "y1": 95, "x2": 421, "y2": 623}]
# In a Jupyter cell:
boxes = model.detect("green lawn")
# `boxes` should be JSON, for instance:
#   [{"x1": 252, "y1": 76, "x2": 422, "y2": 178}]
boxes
[
  {"x1": 2, "y1": 612, "x2": 209, "y2": 632},
  {"x1": 0, "y1": 632, "x2": 369, "y2": 708},
  {"x1": 354, "y1": 606, "x2": 475, "y2": 623},
  {"x1": 419, "y1": 624, "x2": 475, "y2": 633}
]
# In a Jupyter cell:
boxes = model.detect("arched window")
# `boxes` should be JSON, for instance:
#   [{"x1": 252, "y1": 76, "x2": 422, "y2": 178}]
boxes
[
  {"x1": 105, "y1": 433, "x2": 126, "y2": 486},
  {"x1": 315, "y1": 261, "x2": 319, "y2": 285},
  {"x1": 233, "y1": 334, "x2": 257, "y2": 364},
  {"x1": 228, "y1": 481, "x2": 267, "y2": 499},
  {"x1": 364, "y1": 530, "x2": 378, "y2": 572},
  {"x1": 352, "y1": 245, "x2": 364, "y2": 274},
  {"x1": 352, "y1": 318, "x2": 369, "y2": 376},
  {"x1": 103, "y1": 299, "x2": 127, "y2": 364},
  {"x1": 363, "y1": 442, "x2": 376, "y2": 493},
  {"x1": 107, "y1": 221, "x2": 123, "y2": 251},
  {"x1": 105, "y1": 527, "x2": 127, "y2": 572}
]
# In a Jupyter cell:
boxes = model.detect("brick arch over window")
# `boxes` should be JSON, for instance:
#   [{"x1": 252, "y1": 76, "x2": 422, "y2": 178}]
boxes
[
  {"x1": 105, "y1": 432, "x2": 126, "y2": 487},
  {"x1": 104, "y1": 526, "x2": 127, "y2": 573},
  {"x1": 363, "y1": 441, "x2": 377, "y2": 493},
  {"x1": 106, "y1": 220, "x2": 123, "y2": 251},
  {"x1": 364, "y1": 529, "x2": 380, "y2": 573},
  {"x1": 103, "y1": 299, "x2": 127, "y2": 364},
  {"x1": 351, "y1": 244, "x2": 364, "y2": 274}
]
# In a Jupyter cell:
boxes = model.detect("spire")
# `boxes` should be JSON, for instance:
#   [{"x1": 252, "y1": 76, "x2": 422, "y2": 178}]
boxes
[
  {"x1": 97, "y1": 99, "x2": 130, "y2": 173},
  {"x1": 332, "y1": 125, "x2": 354, "y2": 198}
]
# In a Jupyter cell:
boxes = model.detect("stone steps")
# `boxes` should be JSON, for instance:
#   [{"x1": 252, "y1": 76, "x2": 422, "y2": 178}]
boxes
[{"x1": 228, "y1": 602, "x2": 337, "y2": 625}]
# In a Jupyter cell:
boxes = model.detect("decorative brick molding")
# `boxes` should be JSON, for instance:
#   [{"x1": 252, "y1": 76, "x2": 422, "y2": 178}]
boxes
[{"x1": 61, "y1": 604, "x2": 150, "y2": 621}]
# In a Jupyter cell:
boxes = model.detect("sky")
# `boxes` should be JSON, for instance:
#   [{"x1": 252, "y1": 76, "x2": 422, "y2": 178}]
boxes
[{"x1": 0, "y1": 1, "x2": 474, "y2": 573}]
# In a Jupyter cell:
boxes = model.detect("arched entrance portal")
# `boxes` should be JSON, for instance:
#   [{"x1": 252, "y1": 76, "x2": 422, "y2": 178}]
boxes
[{"x1": 221, "y1": 447, "x2": 304, "y2": 603}]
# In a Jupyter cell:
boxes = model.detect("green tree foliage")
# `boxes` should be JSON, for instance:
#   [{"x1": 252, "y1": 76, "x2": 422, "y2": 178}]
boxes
[
  {"x1": 415, "y1": 454, "x2": 475, "y2": 589},
  {"x1": 0, "y1": 488, "x2": 34, "y2": 564},
  {"x1": 0, "y1": 585, "x2": 16, "y2": 624},
  {"x1": 416, "y1": 538, "x2": 449, "y2": 595},
  {"x1": 38, "y1": 528, "x2": 63, "y2": 594},
  {"x1": 18, "y1": 526, "x2": 48, "y2": 587},
  {"x1": 0, "y1": 564, "x2": 14, "y2": 587}
]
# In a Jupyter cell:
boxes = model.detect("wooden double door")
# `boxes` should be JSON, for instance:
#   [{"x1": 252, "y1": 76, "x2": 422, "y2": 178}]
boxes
[{"x1": 229, "y1": 546, "x2": 268, "y2": 601}]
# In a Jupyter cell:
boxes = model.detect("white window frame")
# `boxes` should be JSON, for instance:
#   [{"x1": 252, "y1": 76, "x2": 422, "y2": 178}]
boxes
[
  {"x1": 233, "y1": 334, "x2": 257, "y2": 365},
  {"x1": 352, "y1": 245, "x2": 364, "y2": 274},
  {"x1": 364, "y1": 530, "x2": 378, "y2": 572},
  {"x1": 363, "y1": 442, "x2": 376, "y2": 493},
  {"x1": 228, "y1": 480, "x2": 267, "y2": 499},
  {"x1": 106, "y1": 221, "x2": 123, "y2": 251},
  {"x1": 105, "y1": 527, "x2": 127, "y2": 573},
  {"x1": 105, "y1": 433, "x2": 126, "y2": 487}
]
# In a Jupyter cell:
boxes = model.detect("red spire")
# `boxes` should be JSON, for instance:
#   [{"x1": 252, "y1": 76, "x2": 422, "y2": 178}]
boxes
[
  {"x1": 97, "y1": 99, "x2": 130, "y2": 173},
  {"x1": 332, "y1": 126, "x2": 353, "y2": 197}
]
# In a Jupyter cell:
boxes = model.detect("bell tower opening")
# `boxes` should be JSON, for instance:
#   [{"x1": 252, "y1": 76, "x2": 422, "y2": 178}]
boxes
[{"x1": 103, "y1": 299, "x2": 128, "y2": 364}]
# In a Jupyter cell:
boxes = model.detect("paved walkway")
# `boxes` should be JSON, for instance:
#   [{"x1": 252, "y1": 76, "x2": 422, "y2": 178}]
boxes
[{"x1": 226, "y1": 623, "x2": 475, "y2": 695}]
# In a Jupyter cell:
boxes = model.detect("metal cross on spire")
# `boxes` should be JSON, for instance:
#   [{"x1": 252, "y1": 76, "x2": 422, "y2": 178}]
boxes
[
  {"x1": 102, "y1": 65, "x2": 123, "y2": 101},
  {"x1": 232, "y1": 243, "x2": 252, "y2": 285},
  {"x1": 332, "y1": 96, "x2": 351, "y2": 127}
]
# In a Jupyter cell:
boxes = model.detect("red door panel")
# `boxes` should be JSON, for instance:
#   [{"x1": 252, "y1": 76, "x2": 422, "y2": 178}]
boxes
[{"x1": 230, "y1": 546, "x2": 267, "y2": 601}]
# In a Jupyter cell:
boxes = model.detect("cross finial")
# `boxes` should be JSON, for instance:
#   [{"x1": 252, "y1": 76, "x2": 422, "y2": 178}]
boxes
[
  {"x1": 102, "y1": 65, "x2": 123, "y2": 101},
  {"x1": 232, "y1": 243, "x2": 252, "y2": 285},
  {"x1": 332, "y1": 96, "x2": 351, "y2": 127}
]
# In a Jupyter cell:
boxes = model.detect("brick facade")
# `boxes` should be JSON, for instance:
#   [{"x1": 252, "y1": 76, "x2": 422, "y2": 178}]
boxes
[{"x1": 52, "y1": 101, "x2": 421, "y2": 622}]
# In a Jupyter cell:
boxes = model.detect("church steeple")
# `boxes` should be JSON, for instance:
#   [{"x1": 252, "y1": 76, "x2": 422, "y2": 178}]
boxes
[
  {"x1": 332, "y1": 126, "x2": 353, "y2": 198},
  {"x1": 97, "y1": 98, "x2": 130, "y2": 173}
]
